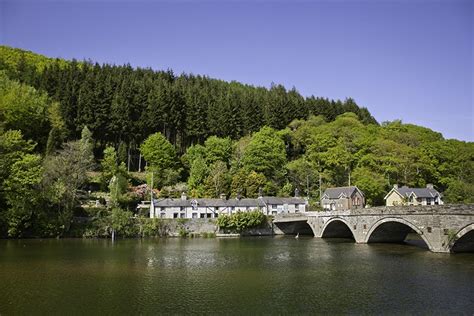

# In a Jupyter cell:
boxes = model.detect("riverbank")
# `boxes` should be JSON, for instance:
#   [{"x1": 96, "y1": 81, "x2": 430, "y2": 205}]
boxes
[{"x1": 66, "y1": 217, "x2": 281, "y2": 239}]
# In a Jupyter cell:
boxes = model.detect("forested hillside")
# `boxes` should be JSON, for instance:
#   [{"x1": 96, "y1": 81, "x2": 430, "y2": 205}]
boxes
[
  {"x1": 0, "y1": 45, "x2": 376, "y2": 157},
  {"x1": 0, "y1": 45, "x2": 473, "y2": 238}
]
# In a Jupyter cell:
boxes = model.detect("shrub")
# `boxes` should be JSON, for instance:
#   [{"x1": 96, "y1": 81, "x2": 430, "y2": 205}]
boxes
[{"x1": 216, "y1": 210, "x2": 266, "y2": 233}]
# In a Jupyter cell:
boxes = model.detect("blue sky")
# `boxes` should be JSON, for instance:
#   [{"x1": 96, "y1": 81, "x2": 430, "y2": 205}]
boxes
[{"x1": 1, "y1": 0, "x2": 472, "y2": 141}]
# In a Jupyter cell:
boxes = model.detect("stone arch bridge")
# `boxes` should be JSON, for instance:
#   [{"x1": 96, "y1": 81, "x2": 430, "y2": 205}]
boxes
[{"x1": 273, "y1": 205, "x2": 474, "y2": 253}]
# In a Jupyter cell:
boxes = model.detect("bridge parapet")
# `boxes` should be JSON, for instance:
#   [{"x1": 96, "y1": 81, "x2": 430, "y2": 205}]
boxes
[{"x1": 307, "y1": 204, "x2": 474, "y2": 217}]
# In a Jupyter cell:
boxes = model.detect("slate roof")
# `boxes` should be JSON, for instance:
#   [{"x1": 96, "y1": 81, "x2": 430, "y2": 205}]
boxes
[
  {"x1": 393, "y1": 186, "x2": 441, "y2": 198},
  {"x1": 153, "y1": 197, "x2": 306, "y2": 208},
  {"x1": 322, "y1": 186, "x2": 363, "y2": 200}
]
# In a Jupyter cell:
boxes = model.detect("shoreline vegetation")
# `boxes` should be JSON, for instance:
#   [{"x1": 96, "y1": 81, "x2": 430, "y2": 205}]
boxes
[
  {"x1": 6, "y1": 216, "x2": 271, "y2": 240},
  {"x1": 0, "y1": 45, "x2": 473, "y2": 239}
]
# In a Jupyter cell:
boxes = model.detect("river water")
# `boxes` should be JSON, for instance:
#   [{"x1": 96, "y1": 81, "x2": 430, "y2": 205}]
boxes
[{"x1": 0, "y1": 237, "x2": 473, "y2": 315}]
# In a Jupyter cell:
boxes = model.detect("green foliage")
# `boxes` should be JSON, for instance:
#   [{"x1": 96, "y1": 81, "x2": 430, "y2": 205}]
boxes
[
  {"x1": 278, "y1": 182, "x2": 293, "y2": 197},
  {"x1": 204, "y1": 161, "x2": 230, "y2": 197},
  {"x1": 178, "y1": 227, "x2": 189, "y2": 237},
  {"x1": 443, "y1": 179, "x2": 474, "y2": 204},
  {"x1": 216, "y1": 210, "x2": 266, "y2": 233},
  {"x1": 0, "y1": 45, "x2": 69, "y2": 74},
  {"x1": 42, "y1": 141, "x2": 94, "y2": 234},
  {"x1": 3, "y1": 154, "x2": 43, "y2": 237},
  {"x1": 0, "y1": 45, "x2": 377, "y2": 157},
  {"x1": 109, "y1": 174, "x2": 129, "y2": 207},
  {"x1": 181, "y1": 144, "x2": 206, "y2": 169},
  {"x1": 241, "y1": 126, "x2": 287, "y2": 180},
  {"x1": 80, "y1": 126, "x2": 94, "y2": 160},
  {"x1": 245, "y1": 171, "x2": 267, "y2": 198},
  {"x1": 141, "y1": 132, "x2": 180, "y2": 189},
  {"x1": 204, "y1": 136, "x2": 233, "y2": 165},
  {"x1": 286, "y1": 157, "x2": 319, "y2": 198},
  {"x1": 140, "y1": 132, "x2": 177, "y2": 171},
  {"x1": 177, "y1": 217, "x2": 189, "y2": 225},
  {"x1": 100, "y1": 146, "x2": 118, "y2": 189},
  {"x1": 0, "y1": 130, "x2": 35, "y2": 181},
  {"x1": 158, "y1": 182, "x2": 188, "y2": 198},
  {"x1": 352, "y1": 167, "x2": 387, "y2": 206},
  {"x1": 141, "y1": 217, "x2": 169, "y2": 237},
  {"x1": 110, "y1": 208, "x2": 134, "y2": 237},
  {"x1": 0, "y1": 72, "x2": 51, "y2": 148},
  {"x1": 187, "y1": 156, "x2": 208, "y2": 196},
  {"x1": 230, "y1": 169, "x2": 266, "y2": 198}
]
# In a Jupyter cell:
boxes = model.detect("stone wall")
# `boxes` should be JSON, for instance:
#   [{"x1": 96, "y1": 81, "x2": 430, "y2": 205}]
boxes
[
  {"x1": 166, "y1": 219, "x2": 218, "y2": 237},
  {"x1": 166, "y1": 218, "x2": 282, "y2": 237}
]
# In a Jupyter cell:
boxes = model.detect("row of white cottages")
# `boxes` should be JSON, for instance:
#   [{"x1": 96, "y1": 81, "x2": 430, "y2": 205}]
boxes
[{"x1": 149, "y1": 193, "x2": 307, "y2": 219}]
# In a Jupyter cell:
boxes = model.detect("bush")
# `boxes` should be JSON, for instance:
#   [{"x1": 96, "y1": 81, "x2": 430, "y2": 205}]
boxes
[
  {"x1": 178, "y1": 226, "x2": 189, "y2": 237},
  {"x1": 216, "y1": 210, "x2": 266, "y2": 233},
  {"x1": 141, "y1": 217, "x2": 169, "y2": 237}
]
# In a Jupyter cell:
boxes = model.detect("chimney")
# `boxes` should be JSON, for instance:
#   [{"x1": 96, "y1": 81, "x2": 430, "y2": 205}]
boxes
[
  {"x1": 294, "y1": 188, "x2": 299, "y2": 198},
  {"x1": 258, "y1": 187, "x2": 263, "y2": 198},
  {"x1": 220, "y1": 193, "x2": 227, "y2": 200},
  {"x1": 426, "y1": 184, "x2": 434, "y2": 190},
  {"x1": 393, "y1": 184, "x2": 398, "y2": 189},
  {"x1": 181, "y1": 192, "x2": 187, "y2": 200}
]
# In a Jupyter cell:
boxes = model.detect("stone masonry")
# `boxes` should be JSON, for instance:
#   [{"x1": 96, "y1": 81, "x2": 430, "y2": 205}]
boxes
[{"x1": 274, "y1": 204, "x2": 474, "y2": 253}]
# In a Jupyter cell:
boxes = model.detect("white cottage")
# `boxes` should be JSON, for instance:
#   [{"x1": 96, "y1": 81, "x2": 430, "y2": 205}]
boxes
[{"x1": 149, "y1": 193, "x2": 307, "y2": 219}]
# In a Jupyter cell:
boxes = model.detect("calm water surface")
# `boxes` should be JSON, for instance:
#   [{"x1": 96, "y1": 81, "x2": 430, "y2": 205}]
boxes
[{"x1": 0, "y1": 237, "x2": 473, "y2": 315}]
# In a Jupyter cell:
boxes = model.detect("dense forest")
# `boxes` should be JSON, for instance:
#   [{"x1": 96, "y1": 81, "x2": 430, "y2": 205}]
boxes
[
  {"x1": 0, "y1": 46, "x2": 376, "y2": 159},
  {"x1": 0, "y1": 45, "x2": 473, "y2": 238}
]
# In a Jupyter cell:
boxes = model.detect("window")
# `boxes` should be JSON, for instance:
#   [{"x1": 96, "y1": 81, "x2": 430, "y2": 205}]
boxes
[
  {"x1": 426, "y1": 198, "x2": 431, "y2": 205},
  {"x1": 214, "y1": 214, "x2": 218, "y2": 218},
  {"x1": 207, "y1": 214, "x2": 212, "y2": 218},
  {"x1": 295, "y1": 204, "x2": 299, "y2": 212},
  {"x1": 180, "y1": 206, "x2": 185, "y2": 212},
  {"x1": 173, "y1": 213, "x2": 179, "y2": 218},
  {"x1": 160, "y1": 213, "x2": 166, "y2": 218},
  {"x1": 200, "y1": 214, "x2": 205, "y2": 218},
  {"x1": 180, "y1": 213, "x2": 185, "y2": 218},
  {"x1": 271, "y1": 204, "x2": 277, "y2": 209},
  {"x1": 192, "y1": 213, "x2": 198, "y2": 219}
]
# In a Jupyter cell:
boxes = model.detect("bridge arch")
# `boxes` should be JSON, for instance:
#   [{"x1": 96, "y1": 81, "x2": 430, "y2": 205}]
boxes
[
  {"x1": 321, "y1": 217, "x2": 355, "y2": 240},
  {"x1": 451, "y1": 223, "x2": 474, "y2": 253},
  {"x1": 273, "y1": 220, "x2": 315, "y2": 236},
  {"x1": 364, "y1": 217, "x2": 433, "y2": 251}
]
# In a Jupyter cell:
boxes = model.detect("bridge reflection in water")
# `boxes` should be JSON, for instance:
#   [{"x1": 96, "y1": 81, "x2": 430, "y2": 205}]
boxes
[{"x1": 273, "y1": 205, "x2": 474, "y2": 253}]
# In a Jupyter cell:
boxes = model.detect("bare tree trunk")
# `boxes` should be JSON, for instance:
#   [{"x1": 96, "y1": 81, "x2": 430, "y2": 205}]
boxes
[
  {"x1": 127, "y1": 144, "x2": 131, "y2": 172},
  {"x1": 138, "y1": 152, "x2": 142, "y2": 172}
]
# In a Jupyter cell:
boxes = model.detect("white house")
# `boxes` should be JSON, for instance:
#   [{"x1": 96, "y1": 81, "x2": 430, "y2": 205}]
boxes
[{"x1": 149, "y1": 193, "x2": 307, "y2": 219}]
